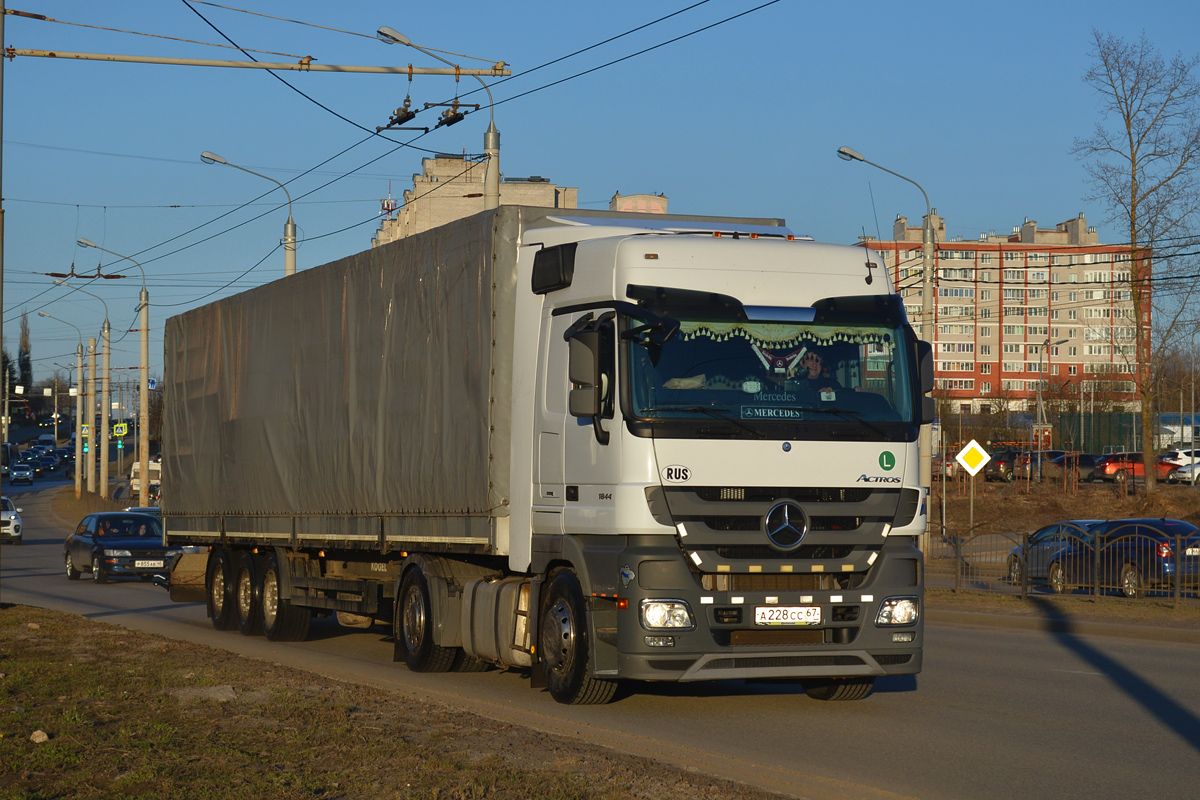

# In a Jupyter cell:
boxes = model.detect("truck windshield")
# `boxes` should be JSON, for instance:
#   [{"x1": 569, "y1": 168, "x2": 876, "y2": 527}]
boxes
[{"x1": 626, "y1": 316, "x2": 915, "y2": 434}]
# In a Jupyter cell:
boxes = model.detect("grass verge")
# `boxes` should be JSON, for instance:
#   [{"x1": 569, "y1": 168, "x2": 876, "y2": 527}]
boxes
[{"x1": 0, "y1": 604, "x2": 783, "y2": 800}]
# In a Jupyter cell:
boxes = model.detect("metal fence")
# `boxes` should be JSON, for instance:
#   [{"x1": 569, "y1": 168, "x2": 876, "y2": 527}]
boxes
[{"x1": 925, "y1": 522, "x2": 1200, "y2": 606}]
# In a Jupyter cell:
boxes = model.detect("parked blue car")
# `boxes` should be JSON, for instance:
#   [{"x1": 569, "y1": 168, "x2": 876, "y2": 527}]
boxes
[
  {"x1": 1007, "y1": 519, "x2": 1103, "y2": 585},
  {"x1": 1050, "y1": 518, "x2": 1200, "y2": 598}
]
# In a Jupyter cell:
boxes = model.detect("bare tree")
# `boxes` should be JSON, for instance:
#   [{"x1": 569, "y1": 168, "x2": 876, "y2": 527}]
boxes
[{"x1": 1073, "y1": 30, "x2": 1200, "y2": 492}]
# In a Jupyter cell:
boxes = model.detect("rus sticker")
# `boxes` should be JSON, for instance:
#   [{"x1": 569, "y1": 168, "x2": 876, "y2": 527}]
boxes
[{"x1": 661, "y1": 465, "x2": 691, "y2": 483}]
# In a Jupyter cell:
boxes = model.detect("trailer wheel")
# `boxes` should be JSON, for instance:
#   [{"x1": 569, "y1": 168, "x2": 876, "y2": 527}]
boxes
[
  {"x1": 262, "y1": 551, "x2": 310, "y2": 642},
  {"x1": 234, "y1": 550, "x2": 263, "y2": 636},
  {"x1": 207, "y1": 549, "x2": 238, "y2": 631},
  {"x1": 803, "y1": 676, "x2": 875, "y2": 701},
  {"x1": 539, "y1": 569, "x2": 617, "y2": 705},
  {"x1": 396, "y1": 568, "x2": 456, "y2": 672}
]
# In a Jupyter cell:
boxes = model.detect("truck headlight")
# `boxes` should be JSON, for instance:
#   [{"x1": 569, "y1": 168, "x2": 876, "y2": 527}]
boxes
[
  {"x1": 875, "y1": 596, "x2": 919, "y2": 626},
  {"x1": 640, "y1": 599, "x2": 694, "y2": 630},
  {"x1": 104, "y1": 549, "x2": 132, "y2": 557}
]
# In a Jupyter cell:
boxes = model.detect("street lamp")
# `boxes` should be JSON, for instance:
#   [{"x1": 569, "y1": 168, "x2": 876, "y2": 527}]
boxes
[
  {"x1": 201, "y1": 152, "x2": 297, "y2": 276},
  {"x1": 53, "y1": 276, "x2": 110, "y2": 496},
  {"x1": 77, "y1": 239, "x2": 151, "y2": 507},
  {"x1": 378, "y1": 26, "x2": 500, "y2": 210},
  {"x1": 837, "y1": 145, "x2": 934, "y2": 490},
  {"x1": 1036, "y1": 338, "x2": 1070, "y2": 480}
]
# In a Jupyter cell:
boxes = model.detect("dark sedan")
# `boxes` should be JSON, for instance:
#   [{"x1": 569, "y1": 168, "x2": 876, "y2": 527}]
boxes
[
  {"x1": 63, "y1": 512, "x2": 175, "y2": 584},
  {"x1": 1051, "y1": 518, "x2": 1200, "y2": 598},
  {"x1": 1044, "y1": 453, "x2": 1101, "y2": 482},
  {"x1": 1007, "y1": 519, "x2": 1103, "y2": 584}
]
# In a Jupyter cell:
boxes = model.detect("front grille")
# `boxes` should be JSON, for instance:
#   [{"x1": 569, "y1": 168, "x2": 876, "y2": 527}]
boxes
[
  {"x1": 729, "y1": 629, "x2": 823, "y2": 646},
  {"x1": 713, "y1": 544, "x2": 853, "y2": 560},
  {"x1": 700, "y1": 572, "x2": 867, "y2": 592},
  {"x1": 696, "y1": 487, "x2": 873, "y2": 503},
  {"x1": 702, "y1": 517, "x2": 864, "y2": 533},
  {"x1": 873, "y1": 654, "x2": 913, "y2": 666},
  {"x1": 702, "y1": 655, "x2": 865, "y2": 670}
]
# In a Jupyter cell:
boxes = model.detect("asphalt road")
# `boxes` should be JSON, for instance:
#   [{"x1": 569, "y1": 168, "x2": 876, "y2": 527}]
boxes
[{"x1": 3, "y1": 487, "x2": 1200, "y2": 800}]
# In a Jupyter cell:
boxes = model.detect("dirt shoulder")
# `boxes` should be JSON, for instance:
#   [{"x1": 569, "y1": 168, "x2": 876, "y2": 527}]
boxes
[{"x1": 0, "y1": 604, "x2": 789, "y2": 800}]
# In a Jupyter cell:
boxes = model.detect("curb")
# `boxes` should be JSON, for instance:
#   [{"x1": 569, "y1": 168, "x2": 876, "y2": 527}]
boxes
[{"x1": 926, "y1": 608, "x2": 1200, "y2": 645}]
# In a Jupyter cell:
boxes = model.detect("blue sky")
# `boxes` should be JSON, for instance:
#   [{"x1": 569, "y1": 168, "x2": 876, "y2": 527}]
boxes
[{"x1": 3, "y1": 0, "x2": 1198, "y2": 378}]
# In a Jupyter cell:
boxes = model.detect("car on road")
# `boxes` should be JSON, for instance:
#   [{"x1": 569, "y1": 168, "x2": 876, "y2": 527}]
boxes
[
  {"x1": 9, "y1": 463, "x2": 33, "y2": 485},
  {"x1": 0, "y1": 496, "x2": 22, "y2": 545},
  {"x1": 63, "y1": 511, "x2": 175, "y2": 584},
  {"x1": 1006, "y1": 519, "x2": 1103, "y2": 584},
  {"x1": 1049, "y1": 517, "x2": 1200, "y2": 598},
  {"x1": 17, "y1": 458, "x2": 43, "y2": 479}
]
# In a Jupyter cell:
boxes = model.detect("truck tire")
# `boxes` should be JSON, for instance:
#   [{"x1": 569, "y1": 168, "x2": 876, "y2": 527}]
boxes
[
  {"x1": 207, "y1": 549, "x2": 238, "y2": 631},
  {"x1": 261, "y1": 551, "x2": 311, "y2": 642},
  {"x1": 234, "y1": 550, "x2": 263, "y2": 636},
  {"x1": 539, "y1": 569, "x2": 617, "y2": 705},
  {"x1": 452, "y1": 651, "x2": 492, "y2": 673},
  {"x1": 803, "y1": 676, "x2": 875, "y2": 701},
  {"x1": 396, "y1": 568, "x2": 456, "y2": 672}
]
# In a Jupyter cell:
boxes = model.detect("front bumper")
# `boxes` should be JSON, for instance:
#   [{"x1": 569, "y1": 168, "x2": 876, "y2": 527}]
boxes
[{"x1": 600, "y1": 535, "x2": 923, "y2": 682}]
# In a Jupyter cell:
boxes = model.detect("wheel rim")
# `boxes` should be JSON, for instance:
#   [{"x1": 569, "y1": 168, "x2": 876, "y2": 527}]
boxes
[
  {"x1": 402, "y1": 584, "x2": 426, "y2": 652},
  {"x1": 65, "y1": 553, "x2": 73, "y2": 576},
  {"x1": 211, "y1": 566, "x2": 226, "y2": 616},
  {"x1": 237, "y1": 569, "x2": 253, "y2": 620},
  {"x1": 263, "y1": 570, "x2": 279, "y2": 629},
  {"x1": 1121, "y1": 566, "x2": 1139, "y2": 597},
  {"x1": 1050, "y1": 564, "x2": 1064, "y2": 592},
  {"x1": 541, "y1": 598, "x2": 576, "y2": 676},
  {"x1": 1009, "y1": 557, "x2": 1021, "y2": 583},
  {"x1": 92, "y1": 555, "x2": 99, "y2": 576}
]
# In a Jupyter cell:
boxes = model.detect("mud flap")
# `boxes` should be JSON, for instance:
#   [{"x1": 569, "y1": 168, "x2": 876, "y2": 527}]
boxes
[{"x1": 168, "y1": 552, "x2": 208, "y2": 603}]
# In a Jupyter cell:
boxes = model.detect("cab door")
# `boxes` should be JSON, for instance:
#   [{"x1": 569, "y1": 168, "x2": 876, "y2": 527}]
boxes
[{"x1": 561, "y1": 312, "x2": 621, "y2": 535}]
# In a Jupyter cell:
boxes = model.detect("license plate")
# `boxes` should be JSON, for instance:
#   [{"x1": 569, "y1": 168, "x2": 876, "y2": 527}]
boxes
[
  {"x1": 135, "y1": 560, "x2": 164, "y2": 569},
  {"x1": 1187, "y1": 547, "x2": 1199, "y2": 557},
  {"x1": 754, "y1": 605, "x2": 821, "y2": 626}
]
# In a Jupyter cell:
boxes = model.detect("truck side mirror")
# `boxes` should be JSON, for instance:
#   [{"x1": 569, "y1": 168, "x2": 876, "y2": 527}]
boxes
[
  {"x1": 567, "y1": 332, "x2": 610, "y2": 445},
  {"x1": 917, "y1": 340, "x2": 935, "y2": 425}
]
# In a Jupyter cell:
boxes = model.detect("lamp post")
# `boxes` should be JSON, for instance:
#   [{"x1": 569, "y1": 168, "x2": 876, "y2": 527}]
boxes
[
  {"x1": 1037, "y1": 337, "x2": 1069, "y2": 480},
  {"x1": 37, "y1": 311, "x2": 84, "y2": 498},
  {"x1": 200, "y1": 153, "x2": 297, "y2": 276},
  {"x1": 54, "y1": 277, "x2": 109, "y2": 496},
  {"x1": 837, "y1": 145, "x2": 934, "y2": 491},
  {"x1": 76, "y1": 239, "x2": 151, "y2": 506},
  {"x1": 377, "y1": 26, "x2": 500, "y2": 210}
]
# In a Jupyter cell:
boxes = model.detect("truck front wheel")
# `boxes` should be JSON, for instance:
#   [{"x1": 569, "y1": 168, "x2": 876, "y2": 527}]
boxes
[
  {"x1": 803, "y1": 676, "x2": 875, "y2": 701},
  {"x1": 396, "y1": 568, "x2": 456, "y2": 672},
  {"x1": 262, "y1": 551, "x2": 311, "y2": 642},
  {"x1": 539, "y1": 569, "x2": 617, "y2": 705}
]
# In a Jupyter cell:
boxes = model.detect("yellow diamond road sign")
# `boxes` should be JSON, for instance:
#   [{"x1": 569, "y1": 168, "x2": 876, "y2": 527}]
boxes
[{"x1": 955, "y1": 439, "x2": 991, "y2": 476}]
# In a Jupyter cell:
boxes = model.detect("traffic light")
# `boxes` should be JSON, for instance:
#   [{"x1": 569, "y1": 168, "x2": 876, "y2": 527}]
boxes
[{"x1": 83, "y1": 442, "x2": 89, "y2": 454}]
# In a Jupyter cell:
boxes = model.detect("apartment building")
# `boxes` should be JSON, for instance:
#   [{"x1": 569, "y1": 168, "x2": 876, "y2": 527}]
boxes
[
  {"x1": 372, "y1": 154, "x2": 579, "y2": 245},
  {"x1": 861, "y1": 212, "x2": 1145, "y2": 414}
]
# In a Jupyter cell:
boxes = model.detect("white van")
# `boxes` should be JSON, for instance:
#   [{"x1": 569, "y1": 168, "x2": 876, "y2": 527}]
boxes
[
  {"x1": 130, "y1": 460, "x2": 161, "y2": 492},
  {"x1": 37, "y1": 433, "x2": 56, "y2": 446}
]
